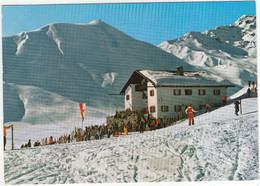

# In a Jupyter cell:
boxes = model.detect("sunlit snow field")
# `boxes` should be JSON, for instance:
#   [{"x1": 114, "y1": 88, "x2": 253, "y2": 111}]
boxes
[{"x1": 3, "y1": 97, "x2": 258, "y2": 184}]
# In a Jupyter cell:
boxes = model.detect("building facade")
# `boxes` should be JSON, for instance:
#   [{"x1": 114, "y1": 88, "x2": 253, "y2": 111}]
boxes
[{"x1": 120, "y1": 68, "x2": 234, "y2": 119}]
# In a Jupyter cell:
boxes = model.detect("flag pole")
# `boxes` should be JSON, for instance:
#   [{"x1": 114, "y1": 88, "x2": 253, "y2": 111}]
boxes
[{"x1": 79, "y1": 103, "x2": 86, "y2": 131}]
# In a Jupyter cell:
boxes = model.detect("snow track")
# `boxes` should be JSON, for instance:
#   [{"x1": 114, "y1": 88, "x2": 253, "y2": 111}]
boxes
[{"x1": 3, "y1": 98, "x2": 258, "y2": 184}]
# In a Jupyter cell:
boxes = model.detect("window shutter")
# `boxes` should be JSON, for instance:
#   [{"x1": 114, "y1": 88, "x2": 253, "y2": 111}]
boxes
[{"x1": 150, "y1": 90, "x2": 154, "y2": 96}]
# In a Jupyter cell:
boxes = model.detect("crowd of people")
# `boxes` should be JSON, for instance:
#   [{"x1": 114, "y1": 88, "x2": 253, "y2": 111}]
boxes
[{"x1": 19, "y1": 113, "x2": 181, "y2": 149}]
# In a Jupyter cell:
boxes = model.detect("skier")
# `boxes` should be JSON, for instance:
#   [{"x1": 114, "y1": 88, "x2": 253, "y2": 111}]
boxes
[
  {"x1": 248, "y1": 80, "x2": 251, "y2": 87},
  {"x1": 185, "y1": 104, "x2": 198, "y2": 126},
  {"x1": 252, "y1": 81, "x2": 255, "y2": 88},
  {"x1": 3, "y1": 125, "x2": 13, "y2": 151},
  {"x1": 234, "y1": 98, "x2": 241, "y2": 116}
]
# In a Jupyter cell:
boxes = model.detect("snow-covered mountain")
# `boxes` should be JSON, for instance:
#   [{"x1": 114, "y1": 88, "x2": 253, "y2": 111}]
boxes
[
  {"x1": 3, "y1": 20, "x2": 194, "y2": 123},
  {"x1": 4, "y1": 97, "x2": 258, "y2": 184},
  {"x1": 158, "y1": 15, "x2": 257, "y2": 87}
]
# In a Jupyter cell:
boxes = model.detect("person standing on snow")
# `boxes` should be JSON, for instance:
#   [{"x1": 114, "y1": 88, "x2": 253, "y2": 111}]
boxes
[
  {"x1": 156, "y1": 118, "x2": 162, "y2": 129},
  {"x1": 222, "y1": 96, "x2": 227, "y2": 105},
  {"x1": 124, "y1": 126, "x2": 128, "y2": 136},
  {"x1": 185, "y1": 104, "x2": 198, "y2": 126},
  {"x1": 49, "y1": 136, "x2": 54, "y2": 145},
  {"x1": 3, "y1": 125, "x2": 13, "y2": 151},
  {"x1": 234, "y1": 98, "x2": 241, "y2": 116},
  {"x1": 247, "y1": 88, "x2": 251, "y2": 97},
  {"x1": 252, "y1": 81, "x2": 255, "y2": 88},
  {"x1": 248, "y1": 80, "x2": 251, "y2": 87},
  {"x1": 28, "y1": 139, "x2": 31, "y2": 148}
]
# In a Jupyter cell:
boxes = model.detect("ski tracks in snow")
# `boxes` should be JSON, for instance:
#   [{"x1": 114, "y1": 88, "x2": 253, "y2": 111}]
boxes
[{"x1": 4, "y1": 98, "x2": 258, "y2": 184}]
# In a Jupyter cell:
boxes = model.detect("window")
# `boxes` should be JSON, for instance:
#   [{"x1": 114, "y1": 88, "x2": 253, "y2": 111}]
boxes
[
  {"x1": 174, "y1": 105, "x2": 182, "y2": 112},
  {"x1": 213, "y1": 89, "x2": 220, "y2": 95},
  {"x1": 161, "y1": 106, "x2": 169, "y2": 112},
  {"x1": 150, "y1": 106, "x2": 156, "y2": 113},
  {"x1": 173, "y1": 89, "x2": 181, "y2": 95},
  {"x1": 150, "y1": 90, "x2": 154, "y2": 96},
  {"x1": 198, "y1": 89, "x2": 206, "y2": 95},
  {"x1": 126, "y1": 94, "x2": 130, "y2": 100},
  {"x1": 185, "y1": 89, "x2": 192, "y2": 95}
]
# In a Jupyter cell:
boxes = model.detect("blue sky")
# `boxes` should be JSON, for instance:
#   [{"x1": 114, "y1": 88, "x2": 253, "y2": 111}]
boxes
[{"x1": 2, "y1": 1, "x2": 256, "y2": 45}]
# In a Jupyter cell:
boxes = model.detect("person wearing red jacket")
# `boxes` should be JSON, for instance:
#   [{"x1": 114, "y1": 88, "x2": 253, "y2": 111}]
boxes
[
  {"x1": 3, "y1": 125, "x2": 13, "y2": 151},
  {"x1": 185, "y1": 104, "x2": 198, "y2": 126},
  {"x1": 49, "y1": 136, "x2": 54, "y2": 145},
  {"x1": 222, "y1": 96, "x2": 227, "y2": 105}
]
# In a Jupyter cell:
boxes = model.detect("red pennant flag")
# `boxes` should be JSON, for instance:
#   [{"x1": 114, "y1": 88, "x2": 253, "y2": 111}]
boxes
[{"x1": 79, "y1": 103, "x2": 86, "y2": 121}]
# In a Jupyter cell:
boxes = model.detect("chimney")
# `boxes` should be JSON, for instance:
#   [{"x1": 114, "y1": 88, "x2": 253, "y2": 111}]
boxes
[{"x1": 177, "y1": 66, "x2": 184, "y2": 76}]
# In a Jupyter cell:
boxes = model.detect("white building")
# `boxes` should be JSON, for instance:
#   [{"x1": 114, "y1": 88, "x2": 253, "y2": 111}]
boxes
[{"x1": 120, "y1": 67, "x2": 234, "y2": 119}]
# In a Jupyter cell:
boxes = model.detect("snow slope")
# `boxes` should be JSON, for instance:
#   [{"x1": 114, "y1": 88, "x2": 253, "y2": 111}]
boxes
[
  {"x1": 3, "y1": 97, "x2": 258, "y2": 184},
  {"x1": 158, "y1": 15, "x2": 257, "y2": 88},
  {"x1": 3, "y1": 20, "x2": 194, "y2": 123},
  {"x1": 3, "y1": 82, "x2": 110, "y2": 124}
]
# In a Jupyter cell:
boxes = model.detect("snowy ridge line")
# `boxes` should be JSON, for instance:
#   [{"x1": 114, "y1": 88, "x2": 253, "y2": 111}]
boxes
[
  {"x1": 3, "y1": 19, "x2": 193, "y2": 123},
  {"x1": 158, "y1": 15, "x2": 256, "y2": 88}
]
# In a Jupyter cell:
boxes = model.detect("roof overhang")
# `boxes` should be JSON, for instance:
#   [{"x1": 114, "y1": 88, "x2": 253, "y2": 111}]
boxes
[{"x1": 120, "y1": 70, "x2": 156, "y2": 94}]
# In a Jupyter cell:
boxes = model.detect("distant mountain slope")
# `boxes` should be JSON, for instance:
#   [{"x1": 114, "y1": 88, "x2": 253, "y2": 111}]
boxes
[
  {"x1": 3, "y1": 20, "x2": 194, "y2": 123},
  {"x1": 158, "y1": 15, "x2": 257, "y2": 87},
  {"x1": 4, "y1": 82, "x2": 110, "y2": 124}
]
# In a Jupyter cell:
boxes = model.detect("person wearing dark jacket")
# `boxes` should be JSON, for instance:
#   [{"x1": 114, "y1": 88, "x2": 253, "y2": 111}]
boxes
[
  {"x1": 247, "y1": 88, "x2": 251, "y2": 97},
  {"x1": 107, "y1": 129, "x2": 111, "y2": 138},
  {"x1": 28, "y1": 139, "x2": 31, "y2": 147},
  {"x1": 234, "y1": 98, "x2": 240, "y2": 116}
]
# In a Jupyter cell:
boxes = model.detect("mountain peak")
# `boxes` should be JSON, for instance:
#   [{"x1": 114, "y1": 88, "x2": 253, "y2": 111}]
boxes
[{"x1": 233, "y1": 15, "x2": 256, "y2": 28}]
